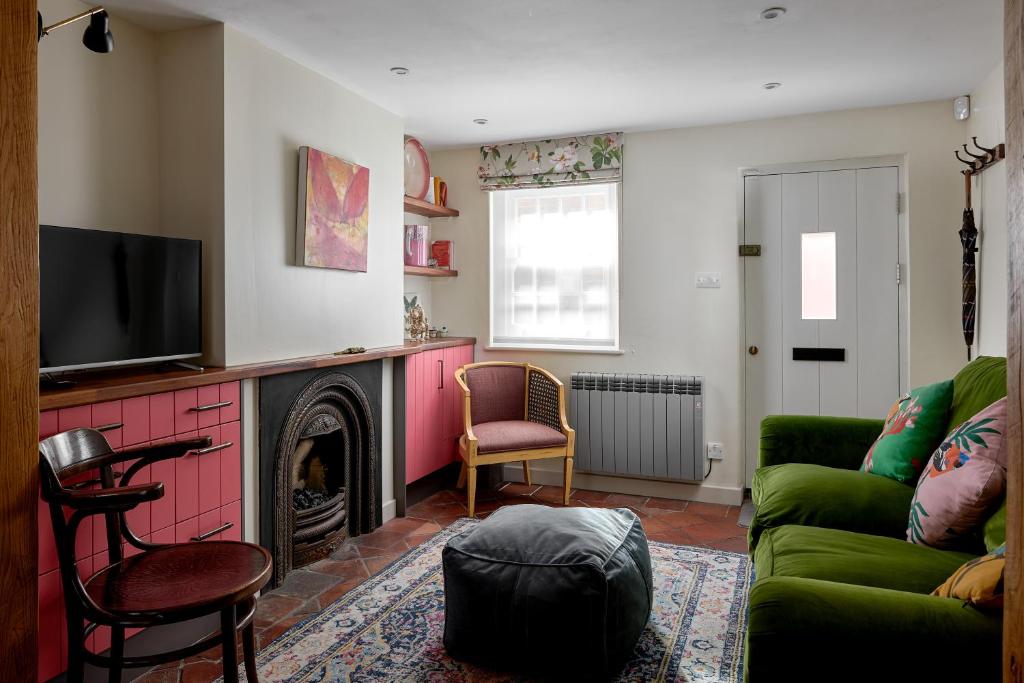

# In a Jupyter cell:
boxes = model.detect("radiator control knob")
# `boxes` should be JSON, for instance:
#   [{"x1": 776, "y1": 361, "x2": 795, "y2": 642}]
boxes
[{"x1": 748, "y1": 346, "x2": 759, "y2": 356}]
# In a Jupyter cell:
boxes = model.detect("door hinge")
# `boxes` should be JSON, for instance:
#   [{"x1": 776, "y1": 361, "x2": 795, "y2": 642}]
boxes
[
  {"x1": 896, "y1": 192, "x2": 902, "y2": 214},
  {"x1": 896, "y1": 263, "x2": 902, "y2": 285},
  {"x1": 739, "y1": 244, "x2": 762, "y2": 257}
]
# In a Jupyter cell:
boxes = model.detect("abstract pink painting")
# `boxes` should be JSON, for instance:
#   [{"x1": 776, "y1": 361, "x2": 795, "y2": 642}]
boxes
[{"x1": 296, "y1": 146, "x2": 370, "y2": 271}]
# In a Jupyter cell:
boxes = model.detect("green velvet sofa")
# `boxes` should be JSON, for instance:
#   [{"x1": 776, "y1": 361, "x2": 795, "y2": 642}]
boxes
[{"x1": 744, "y1": 356, "x2": 1007, "y2": 681}]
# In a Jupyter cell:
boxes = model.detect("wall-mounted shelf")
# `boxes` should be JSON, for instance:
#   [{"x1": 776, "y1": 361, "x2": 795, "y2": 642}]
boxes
[
  {"x1": 404, "y1": 265, "x2": 458, "y2": 278},
  {"x1": 404, "y1": 195, "x2": 459, "y2": 218}
]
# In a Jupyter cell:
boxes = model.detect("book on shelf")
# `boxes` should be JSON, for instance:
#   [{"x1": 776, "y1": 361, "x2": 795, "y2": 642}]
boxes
[{"x1": 431, "y1": 240, "x2": 454, "y2": 269}]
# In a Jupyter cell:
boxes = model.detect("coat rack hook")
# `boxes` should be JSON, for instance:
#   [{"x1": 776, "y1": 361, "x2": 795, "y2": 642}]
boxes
[
  {"x1": 971, "y1": 136, "x2": 998, "y2": 156},
  {"x1": 955, "y1": 150, "x2": 976, "y2": 169},
  {"x1": 962, "y1": 143, "x2": 988, "y2": 162}
]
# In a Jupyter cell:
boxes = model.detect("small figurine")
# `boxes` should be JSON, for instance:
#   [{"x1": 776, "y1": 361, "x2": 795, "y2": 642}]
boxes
[{"x1": 407, "y1": 303, "x2": 428, "y2": 341}]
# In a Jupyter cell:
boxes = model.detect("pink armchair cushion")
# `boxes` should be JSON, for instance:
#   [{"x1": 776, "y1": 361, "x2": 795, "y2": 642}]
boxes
[
  {"x1": 466, "y1": 365, "x2": 526, "y2": 425},
  {"x1": 473, "y1": 421, "x2": 567, "y2": 454}
]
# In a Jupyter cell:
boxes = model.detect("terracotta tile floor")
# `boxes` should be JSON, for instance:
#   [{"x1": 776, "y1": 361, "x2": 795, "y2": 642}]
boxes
[{"x1": 136, "y1": 484, "x2": 746, "y2": 682}]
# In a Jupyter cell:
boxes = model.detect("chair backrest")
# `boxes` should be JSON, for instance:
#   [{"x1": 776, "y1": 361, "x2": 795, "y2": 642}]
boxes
[
  {"x1": 464, "y1": 363, "x2": 527, "y2": 425},
  {"x1": 39, "y1": 428, "x2": 127, "y2": 585}
]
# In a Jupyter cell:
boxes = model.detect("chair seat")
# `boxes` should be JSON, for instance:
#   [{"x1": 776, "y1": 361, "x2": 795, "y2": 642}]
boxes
[
  {"x1": 473, "y1": 420, "x2": 567, "y2": 453},
  {"x1": 85, "y1": 541, "x2": 272, "y2": 618}
]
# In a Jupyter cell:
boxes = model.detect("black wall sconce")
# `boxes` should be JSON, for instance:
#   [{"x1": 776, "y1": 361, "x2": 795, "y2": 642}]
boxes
[{"x1": 38, "y1": 6, "x2": 115, "y2": 53}]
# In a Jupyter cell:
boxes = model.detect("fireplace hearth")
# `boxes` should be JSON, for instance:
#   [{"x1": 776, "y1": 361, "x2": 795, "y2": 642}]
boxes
[{"x1": 259, "y1": 363, "x2": 382, "y2": 586}]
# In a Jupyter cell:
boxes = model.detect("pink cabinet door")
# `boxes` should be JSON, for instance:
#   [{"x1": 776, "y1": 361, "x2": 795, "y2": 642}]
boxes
[
  {"x1": 150, "y1": 392, "x2": 175, "y2": 440},
  {"x1": 174, "y1": 431, "x2": 200, "y2": 521},
  {"x1": 173, "y1": 389, "x2": 199, "y2": 435},
  {"x1": 220, "y1": 381, "x2": 241, "y2": 423},
  {"x1": 220, "y1": 421, "x2": 242, "y2": 504},
  {"x1": 196, "y1": 385, "x2": 222, "y2": 429},
  {"x1": 197, "y1": 425, "x2": 222, "y2": 514},
  {"x1": 122, "y1": 396, "x2": 150, "y2": 447}
]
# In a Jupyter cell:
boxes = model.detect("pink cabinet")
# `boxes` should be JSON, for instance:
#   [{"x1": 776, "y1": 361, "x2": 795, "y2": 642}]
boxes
[
  {"x1": 405, "y1": 344, "x2": 474, "y2": 483},
  {"x1": 36, "y1": 381, "x2": 243, "y2": 682}
]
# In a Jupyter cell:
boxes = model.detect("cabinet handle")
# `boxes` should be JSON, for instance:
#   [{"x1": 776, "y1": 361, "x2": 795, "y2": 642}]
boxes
[
  {"x1": 194, "y1": 441, "x2": 233, "y2": 456},
  {"x1": 189, "y1": 400, "x2": 233, "y2": 413},
  {"x1": 96, "y1": 422, "x2": 123, "y2": 432},
  {"x1": 438, "y1": 359, "x2": 444, "y2": 390},
  {"x1": 191, "y1": 522, "x2": 233, "y2": 541}
]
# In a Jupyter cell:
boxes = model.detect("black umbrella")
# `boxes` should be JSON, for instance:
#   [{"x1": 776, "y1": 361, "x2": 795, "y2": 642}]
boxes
[{"x1": 959, "y1": 170, "x2": 977, "y2": 360}]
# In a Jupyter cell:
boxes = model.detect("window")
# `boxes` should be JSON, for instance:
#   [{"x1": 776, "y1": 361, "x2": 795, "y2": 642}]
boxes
[
  {"x1": 801, "y1": 231, "x2": 837, "y2": 320},
  {"x1": 490, "y1": 183, "x2": 620, "y2": 351}
]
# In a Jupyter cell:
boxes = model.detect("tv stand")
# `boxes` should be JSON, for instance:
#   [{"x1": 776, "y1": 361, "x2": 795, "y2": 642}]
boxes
[
  {"x1": 40, "y1": 374, "x2": 78, "y2": 390},
  {"x1": 164, "y1": 360, "x2": 204, "y2": 372}
]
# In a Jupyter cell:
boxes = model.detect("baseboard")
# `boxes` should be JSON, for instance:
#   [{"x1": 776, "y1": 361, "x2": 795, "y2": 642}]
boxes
[
  {"x1": 382, "y1": 498, "x2": 397, "y2": 524},
  {"x1": 405, "y1": 462, "x2": 462, "y2": 508},
  {"x1": 501, "y1": 463, "x2": 744, "y2": 506}
]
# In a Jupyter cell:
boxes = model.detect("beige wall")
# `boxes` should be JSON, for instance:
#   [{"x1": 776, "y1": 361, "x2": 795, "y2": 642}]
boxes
[
  {"x1": 428, "y1": 100, "x2": 968, "y2": 501},
  {"x1": 969, "y1": 63, "x2": 1008, "y2": 358},
  {"x1": 222, "y1": 27, "x2": 405, "y2": 365},
  {"x1": 38, "y1": 0, "x2": 160, "y2": 233},
  {"x1": 157, "y1": 25, "x2": 226, "y2": 366}
]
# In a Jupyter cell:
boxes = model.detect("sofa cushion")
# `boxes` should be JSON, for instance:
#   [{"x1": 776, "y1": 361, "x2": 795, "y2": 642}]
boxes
[
  {"x1": 466, "y1": 365, "x2": 525, "y2": 424},
  {"x1": 860, "y1": 380, "x2": 954, "y2": 484},
  {"x1": 746, "y1": 576, "x2": 1003, "y2": 682},
  {"x1": 983, "y1": 500, "x2": 1007, "y2": 552},
  {"x1": 933, "y1": 543, "x2": 1006, "y2": 609},
  {"x1": 473, "y1": 420, "x2": 567, "y2": 453},
  {"x1": 755, "y1": 525, "x2": 978, "y2": 595},
  {"x1": 908, "y1": 397, "x2": 1007, "y2": 550},
  {"x1": 948, "y1": 355, "x2": 1007, "y2": 434},
  {"x1": 749, "y1": 463, "x2": 914, "y2": 550}
]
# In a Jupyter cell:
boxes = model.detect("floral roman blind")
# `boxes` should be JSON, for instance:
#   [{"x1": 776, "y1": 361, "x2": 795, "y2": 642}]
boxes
[{"x1": 477, "y1": 132, "x2": 623, "y2": 190}]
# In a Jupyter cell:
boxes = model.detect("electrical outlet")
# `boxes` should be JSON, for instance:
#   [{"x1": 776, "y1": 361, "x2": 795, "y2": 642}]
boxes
[
  {"x1": 707, "y1": 442, "x2": 725, "y2": 460},
  {"x1": 695, "y1": 272, "x2": 722, "y2": 289}
]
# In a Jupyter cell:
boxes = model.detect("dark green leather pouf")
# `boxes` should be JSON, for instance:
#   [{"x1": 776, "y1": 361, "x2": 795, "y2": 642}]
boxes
[{"x1": 443, "y1": 505, "x2": 653, "y2": 679}]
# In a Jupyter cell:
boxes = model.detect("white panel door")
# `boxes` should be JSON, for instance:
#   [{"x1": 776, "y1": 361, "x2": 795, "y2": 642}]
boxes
[{"x1": 744, "y1": 166, "x2": 901, "y2": 486}]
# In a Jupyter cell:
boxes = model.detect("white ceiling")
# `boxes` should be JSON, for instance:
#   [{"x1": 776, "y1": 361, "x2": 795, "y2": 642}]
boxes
[{"x1": 100, "y1": 0, "x2": 1003, "y2": 148}]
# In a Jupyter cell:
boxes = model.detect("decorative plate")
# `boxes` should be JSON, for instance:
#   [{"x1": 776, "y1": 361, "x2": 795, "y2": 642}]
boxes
[{"x1": 404, "y1": 137, "x2": 430, "y2": 200}]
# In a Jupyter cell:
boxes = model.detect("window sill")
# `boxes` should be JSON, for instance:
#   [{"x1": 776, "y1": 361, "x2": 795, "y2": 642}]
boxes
[{"x1": 484, "y1": 345, "x2": 625, "y2": 355}]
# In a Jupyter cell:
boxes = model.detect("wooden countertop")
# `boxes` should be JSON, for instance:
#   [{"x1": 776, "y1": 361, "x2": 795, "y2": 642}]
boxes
[{"x1": 40, "y1": 337, "x2": 476, "y2": 411}]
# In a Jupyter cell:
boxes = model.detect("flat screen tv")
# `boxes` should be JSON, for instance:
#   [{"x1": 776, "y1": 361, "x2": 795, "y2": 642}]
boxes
[{"x1": 40, "y1": 225, "x2": 202, "y2": 373}]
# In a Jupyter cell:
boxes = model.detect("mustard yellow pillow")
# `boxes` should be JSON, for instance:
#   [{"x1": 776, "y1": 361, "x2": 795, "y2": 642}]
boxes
[{"x1": 932, "y1": 544, "x2": 1005, "y2": 609}]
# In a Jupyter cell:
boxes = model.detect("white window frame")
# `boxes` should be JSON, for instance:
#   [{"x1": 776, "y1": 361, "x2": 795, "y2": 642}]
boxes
[{"x1": 488, "y1": 182, "x2": 622, "y2": 353}]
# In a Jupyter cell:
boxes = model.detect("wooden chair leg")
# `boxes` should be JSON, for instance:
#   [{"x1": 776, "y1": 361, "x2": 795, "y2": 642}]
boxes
[
  {"x1": 108, "y1": 625, "x2": 125, "y2": 683},
  {"x1": 242, "y1": 598, "x2": 259, "y2": 682},
  {"x1": 522, "y1": 460, "x2": 532, "y2": 486},
  {"x1": 221, "y1": 606, "x2": 239, "y2": 683},
  {"x1": 563, "y1": 456, "x2": 574, "y2": 506},
  {"x1": 467, "y1": 466, "x2": 477, "y2": 517},
  {"x1": 457, "y1": 461, "x2": 467, "y2": 489}
]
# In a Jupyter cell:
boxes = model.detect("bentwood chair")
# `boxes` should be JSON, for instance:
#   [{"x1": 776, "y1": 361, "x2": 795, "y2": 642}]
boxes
[
  {"x1": 454, "y1": 362, "x2": 576, "y2": 516},
  {"x1": 39, "y1": 429, "x2": 272, "y2": 683}
]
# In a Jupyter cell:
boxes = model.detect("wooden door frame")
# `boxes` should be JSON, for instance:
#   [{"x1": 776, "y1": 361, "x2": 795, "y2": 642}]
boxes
[
  {"x1": 0, "y1": 0, "x2": 39, "y2": 678},
  {"x1": 1005, "y1": 2, "x2": 1023, "y2": 680}
]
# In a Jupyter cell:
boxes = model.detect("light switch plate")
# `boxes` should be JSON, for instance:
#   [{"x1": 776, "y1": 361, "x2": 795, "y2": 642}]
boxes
[
  {"x1": 707, "y1": 442, "x2": 725, "y2": 460},
  {"x1": 695, "y1": 272, "x2": 722, "y2": 289}
]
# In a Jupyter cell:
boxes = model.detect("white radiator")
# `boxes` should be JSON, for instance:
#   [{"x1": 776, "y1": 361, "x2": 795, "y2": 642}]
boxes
[{"x1": 570, "y1": 373, "x2": 705, "y2": 482}]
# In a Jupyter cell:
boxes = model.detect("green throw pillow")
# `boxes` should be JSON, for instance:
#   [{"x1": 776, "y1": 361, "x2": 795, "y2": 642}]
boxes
[{"x1": 860, "y1": 380, "x2": 954, "y2": 484}]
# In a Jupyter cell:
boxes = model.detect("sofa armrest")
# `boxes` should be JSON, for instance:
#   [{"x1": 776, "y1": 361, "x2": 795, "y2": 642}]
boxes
[
  {"x1": 759, "y1": 415, "x2": 883, "y2": 470},
  {"x1": 745, "y1": 576, "x2": 1002, "y2": 682}
]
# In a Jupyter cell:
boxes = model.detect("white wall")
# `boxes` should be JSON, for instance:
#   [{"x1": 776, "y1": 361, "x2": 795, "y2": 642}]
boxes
[
  {"x1": 157, "y1": 25, "x2": 226, "y2": 366},
  {"x1": 38, "y1": 0, "x2": 160, "y2": 233},
  {"x1": 969, "y1": 63, "x2": 1008, "y2": 357},
  {"x1": 427, "y1": 100, "x2": 967, "y2": 502},
  {"x1": 222, "y1": 27, "x2": 405, "y2": 366}
]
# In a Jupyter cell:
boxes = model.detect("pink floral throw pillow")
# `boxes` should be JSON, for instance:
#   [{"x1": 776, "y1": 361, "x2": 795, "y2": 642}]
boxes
[{"x1": 908, "y1": 397, "x2": 1007, "y2": 549}]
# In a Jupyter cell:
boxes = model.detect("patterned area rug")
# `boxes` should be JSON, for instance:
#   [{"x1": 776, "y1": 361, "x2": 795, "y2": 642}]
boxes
[{"x1": 245, "y1": 518, "x2": 751, "y2": 682}]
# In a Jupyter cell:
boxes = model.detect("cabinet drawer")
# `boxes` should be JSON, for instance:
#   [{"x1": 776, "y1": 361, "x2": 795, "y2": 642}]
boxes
[
  {"x1": 122, "y1": 396, "x2": 150, "y2": 447},
  {"x1": 91, "y1": 400, "x2": 123, "y2": 449},
  {"x1": 174, "y1": 389, "x2": 199, "y2": 434}
]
